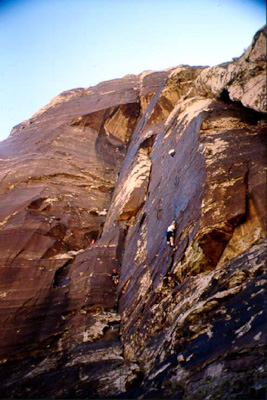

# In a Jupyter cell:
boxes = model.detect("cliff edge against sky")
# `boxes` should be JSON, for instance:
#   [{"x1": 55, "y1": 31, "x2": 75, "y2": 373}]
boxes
[{"x1": 0, "y1": 27, "x2": 266, "y2": 399}]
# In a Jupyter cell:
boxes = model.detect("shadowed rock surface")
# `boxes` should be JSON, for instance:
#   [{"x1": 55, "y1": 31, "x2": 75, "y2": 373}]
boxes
[{"x1": 0, "y1": 27, "x2": 266, "y2": 399}]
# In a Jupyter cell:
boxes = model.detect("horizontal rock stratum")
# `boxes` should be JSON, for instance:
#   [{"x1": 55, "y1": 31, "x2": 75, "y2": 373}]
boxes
[{"x1": 0, "y1": 27, "x2": 266, "y2": 399}]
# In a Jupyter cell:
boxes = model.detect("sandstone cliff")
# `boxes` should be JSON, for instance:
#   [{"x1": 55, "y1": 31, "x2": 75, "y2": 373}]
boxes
[{"x1": 0, "y1": 27, "x2": 266, "y2": 399}]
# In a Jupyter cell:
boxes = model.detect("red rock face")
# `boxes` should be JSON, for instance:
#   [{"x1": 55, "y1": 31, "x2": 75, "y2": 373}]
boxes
[
  {"x1": 0, "y1": 75, "x2": 141, "y2": 359},
  {"x1": 0, "y1": 28, "x2": 266, "y2": 399}
]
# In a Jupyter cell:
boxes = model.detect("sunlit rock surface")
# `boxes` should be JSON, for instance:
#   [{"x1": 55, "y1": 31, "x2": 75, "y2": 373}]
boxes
[{"x1": 0, "y1": 27, "x2": 266, "y2": 399}]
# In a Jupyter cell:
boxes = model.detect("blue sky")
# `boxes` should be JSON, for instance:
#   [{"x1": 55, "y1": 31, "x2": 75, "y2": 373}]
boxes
[{"x1": 0, "y1": 0, "x2": 265, "y2": 141}]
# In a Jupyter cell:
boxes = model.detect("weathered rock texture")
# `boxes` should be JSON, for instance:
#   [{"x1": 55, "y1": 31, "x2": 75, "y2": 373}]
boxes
[{"x1": 0, "y1": 27, "x2": 266, "y2": 399}]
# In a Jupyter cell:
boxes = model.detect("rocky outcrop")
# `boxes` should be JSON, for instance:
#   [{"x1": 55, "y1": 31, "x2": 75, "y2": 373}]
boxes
[{"x1": 0, "y1": 27, "x2": 266, "y2": 399}]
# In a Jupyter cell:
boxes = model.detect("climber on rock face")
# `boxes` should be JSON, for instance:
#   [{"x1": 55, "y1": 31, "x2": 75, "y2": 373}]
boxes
[
  {"x1": 107, "y1": 269, "x2": 120, "y2": 285},
  {"x1": 111, "y1": 269, "x2": 120, "y2": 285},
  {"x1": 166, "y1": 221, "x2": 176, "y2": 248}
]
